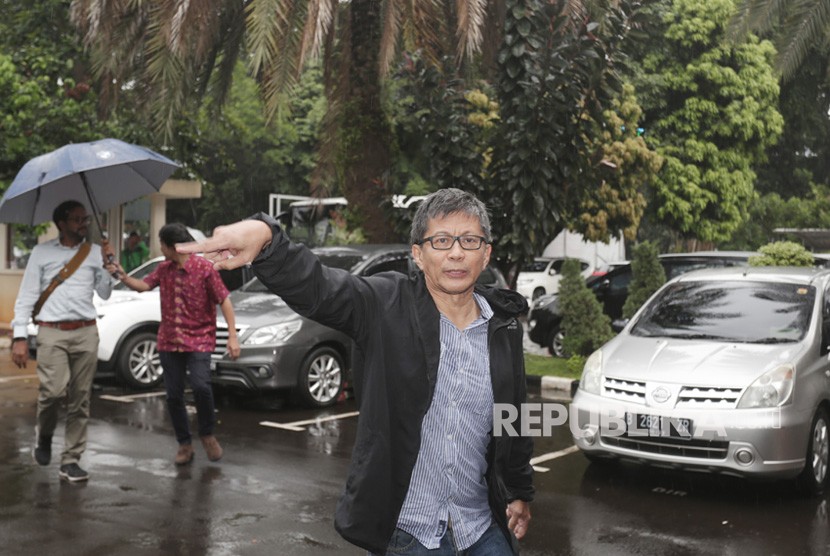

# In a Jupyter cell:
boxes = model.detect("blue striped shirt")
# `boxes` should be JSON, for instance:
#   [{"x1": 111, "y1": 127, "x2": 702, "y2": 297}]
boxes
[{"x1": 396, "y1": 293, "x2": 494, "y2": 550}]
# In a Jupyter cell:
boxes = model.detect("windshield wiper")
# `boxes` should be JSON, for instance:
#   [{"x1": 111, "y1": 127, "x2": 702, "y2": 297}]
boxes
[
  {"x1": 743, "y1": 337, "x2": 796, "y2": 344},
  {"x1": 665, "y1": 333, "x2": 727, "y2": 341}
]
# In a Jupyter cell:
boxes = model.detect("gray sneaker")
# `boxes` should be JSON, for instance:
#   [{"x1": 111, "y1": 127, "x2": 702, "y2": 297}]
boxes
[{"x1": 59, "y1": 463, "x2": 89, "y2": 482}]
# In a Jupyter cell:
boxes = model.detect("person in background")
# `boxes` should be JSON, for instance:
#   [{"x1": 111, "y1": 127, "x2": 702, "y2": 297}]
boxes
[
  {"x1": 105, "y1": 223, "x2": 240, "y2": 465},
  {"x1": 177, "y1": 188, "x2": 534, "y2": 555},
  {"x1": 11, "y1": 200, "x2": 115, "y2": 483},
  {"x1": 121, "y1": 230, "x2": 150, "y2": 272}
]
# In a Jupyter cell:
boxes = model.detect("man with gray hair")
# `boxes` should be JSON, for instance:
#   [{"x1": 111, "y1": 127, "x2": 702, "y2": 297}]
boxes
[{"x1": 178, "y1": 188, "x2": 534, "y2": 555}]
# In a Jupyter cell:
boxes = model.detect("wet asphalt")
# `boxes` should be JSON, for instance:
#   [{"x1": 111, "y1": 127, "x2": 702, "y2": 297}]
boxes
[{"x1": 2, "y1": 342, "x2": 830, "y2": 555}]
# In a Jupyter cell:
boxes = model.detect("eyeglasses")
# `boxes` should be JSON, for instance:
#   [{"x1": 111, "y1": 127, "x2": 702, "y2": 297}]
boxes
[
  {"x1": 67, "y1": 215, "x2": 92, "y2": 224},
  {"x1": 418, "y1": 234, "x2": 488, "y2": 251}
]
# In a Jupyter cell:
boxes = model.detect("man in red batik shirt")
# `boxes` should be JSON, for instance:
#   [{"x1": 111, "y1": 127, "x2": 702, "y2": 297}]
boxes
[{"x1": 106, "y1": 223, "x2": 240, "y2": 465}]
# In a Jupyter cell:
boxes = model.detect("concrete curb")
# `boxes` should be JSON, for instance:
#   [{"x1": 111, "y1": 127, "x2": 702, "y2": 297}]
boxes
[{"x1": 541, "y1": 375, "x2": 578, "y2": 394}]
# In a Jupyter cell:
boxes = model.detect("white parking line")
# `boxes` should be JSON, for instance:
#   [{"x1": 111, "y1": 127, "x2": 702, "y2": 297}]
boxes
[
  {"x1": 260, "y1": 410, "x2": 361, "y2": 432},
  {"x1": 0, "y1": 375, "x2": 37, "y2": 384},
  {"x1": 99, "y1": 391, "x2": 167, "y2": 404},
  {"x1": 530, "y1": 445, "x2": 580, "y2": 473}
]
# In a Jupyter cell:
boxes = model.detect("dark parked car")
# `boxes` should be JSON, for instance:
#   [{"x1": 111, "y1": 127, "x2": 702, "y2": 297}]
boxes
[
  {"x1": 527, "y1": 252, "x2": 757, "y2": 357},
  {"x1": 211, "y1": 244, "x2": 412, "y2": 407}
]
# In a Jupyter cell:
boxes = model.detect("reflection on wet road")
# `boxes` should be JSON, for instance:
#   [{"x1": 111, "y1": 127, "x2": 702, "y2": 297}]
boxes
[{"x1": 1, "y1": 350, "x2": 828, "y2": 555}]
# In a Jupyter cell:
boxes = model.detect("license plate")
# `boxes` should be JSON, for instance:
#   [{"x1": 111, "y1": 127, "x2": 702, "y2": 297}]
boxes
[{"x1": 625, "y1": 413, "x2": 693, "y2": 439}]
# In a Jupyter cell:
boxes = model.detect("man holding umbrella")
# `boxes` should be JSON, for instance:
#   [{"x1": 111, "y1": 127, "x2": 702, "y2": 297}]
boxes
[{"x1": 11, "y1": 200, "x2": 115, "y2": 482}]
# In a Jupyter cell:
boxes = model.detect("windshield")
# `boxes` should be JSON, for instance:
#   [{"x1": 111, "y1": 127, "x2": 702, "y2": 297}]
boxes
[
  {"x1": 631, "y1": 281, "x2": 816, "y2": 344},
  {"x1": 522, "y1": 260, "x2": 551, "y2": 272}
]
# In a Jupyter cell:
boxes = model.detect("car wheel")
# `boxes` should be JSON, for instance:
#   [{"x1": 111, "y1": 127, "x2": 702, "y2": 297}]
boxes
[
  {"x1": 798, "y1": 406, "x2": 829, "y2": 495},
  {"x1": 295, "y1": 347, "x2": 344, "y2": 408},
  {"x1": 532, "y1": 287, "x2": 546, "y2": 301},
  {"x1": 117, "y1": 331, "x2": 163, "y2": 390},
  {"x1": 547, "y1": 328, "x2": 566, "y2": 358}
]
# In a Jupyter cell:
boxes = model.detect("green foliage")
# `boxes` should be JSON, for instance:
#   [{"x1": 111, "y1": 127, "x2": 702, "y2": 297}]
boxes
[
  {"x1": 722, "y1": 184, "x2": 830, "y2": 250},
  {"x1": 622, "y1": 241, "x2": 666, "y2": 318},
  {"x1": 579, "y1": 83, "x2": 663, "y2": 242},
  {"x1": 486, "y1": 0, "x2": 650, "y2": 281},
  {"x1": 748, "y1": 241, "x2": 814, "y2": 267},
  {"x1": 753, "y1": 52, "x2": 830, "y2": 201},
  {"x1": 392, "y1": 56, "x2": 491, "y2": 195},
  {"x1": 167, "y1": 63, "x2": 325, "y2": 231},
  {"x1": 566, "y1": 355, "x2": 588, "y2": 377},
  {"x1": 635, "y1": 0, "x2": 784, "y2": 243},
  {"x1": 559, "y1": 259, "x2": 614, "y2": 357}
]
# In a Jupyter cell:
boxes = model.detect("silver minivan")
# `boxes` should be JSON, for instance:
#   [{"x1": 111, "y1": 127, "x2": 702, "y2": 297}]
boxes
[{"x1": 571, "y1": 266, "x2": 830, "y2": 493}]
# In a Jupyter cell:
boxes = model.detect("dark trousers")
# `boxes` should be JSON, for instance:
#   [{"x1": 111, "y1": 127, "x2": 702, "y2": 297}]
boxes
[{"x1": 159, "y1": 352, "x2": 216, "y2": 445}]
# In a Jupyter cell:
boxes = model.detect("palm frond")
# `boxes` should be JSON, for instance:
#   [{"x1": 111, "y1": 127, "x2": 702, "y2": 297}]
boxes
[
  {"x1": 778, "y1": 0, "x2": 830, "y2": 80},
  {"x1": 247, "y1": 0, "x2": 310, "y2": 121},
  {"x1": 456, "y1": 0, "x2": 488, "y2": 64},
  {"x1": 300, "y1": 0, "x2": 336, "y2": 68},
  {"x1": 728, "y1": 0, "x2": 788, "y2": 39},
  {"x1": 379, "y1": 0, "x2": 403, "y2": 76}
]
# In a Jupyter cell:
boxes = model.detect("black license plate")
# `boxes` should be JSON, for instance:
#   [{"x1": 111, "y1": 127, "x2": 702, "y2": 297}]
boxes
[{"x1": 625, "y1": 413, "x2": 693, "y2": 439}]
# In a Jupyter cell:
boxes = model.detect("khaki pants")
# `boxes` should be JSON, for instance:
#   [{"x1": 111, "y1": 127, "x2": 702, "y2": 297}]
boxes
[{"x1": 35, "y1": 325, "x2": 99, "y2": 465}]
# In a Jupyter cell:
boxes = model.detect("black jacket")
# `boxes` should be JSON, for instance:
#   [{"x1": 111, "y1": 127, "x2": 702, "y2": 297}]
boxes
[{"x1": 251, "y1": 214, "x2": 535, "y2": 553}]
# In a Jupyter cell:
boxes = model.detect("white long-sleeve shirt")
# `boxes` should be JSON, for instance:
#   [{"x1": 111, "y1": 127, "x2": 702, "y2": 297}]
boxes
[{"x1": 12, "y1": 238, "x2": 113, "y2": 338}]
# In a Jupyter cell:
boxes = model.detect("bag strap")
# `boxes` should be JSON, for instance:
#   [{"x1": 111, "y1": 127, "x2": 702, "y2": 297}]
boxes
[{"x1": 32, "y1": 242, "x2": 92, "y2": 319}]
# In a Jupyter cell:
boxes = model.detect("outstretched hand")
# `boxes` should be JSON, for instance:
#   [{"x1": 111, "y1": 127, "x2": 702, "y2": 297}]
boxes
[{"x1": 176, "y1": 219, "x2": 273, "y2": 271}]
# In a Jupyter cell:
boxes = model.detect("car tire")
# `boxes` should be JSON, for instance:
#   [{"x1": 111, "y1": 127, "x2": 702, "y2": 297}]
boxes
[
  {"x1": 295, "y1": 346, "x2": 344, "y2": 408},
  {"x1": 797, "y1": 406, "x2": 829, "y2": 495},
  {"x1": 532, "y1": 287, "x2": 546, "y2": 301},
  {"x1": 117, "y1": 331, "x2": 163, "y2": 390},
  {"x1": 547, "y1": 327, "x2": 566, "y2": 358}
]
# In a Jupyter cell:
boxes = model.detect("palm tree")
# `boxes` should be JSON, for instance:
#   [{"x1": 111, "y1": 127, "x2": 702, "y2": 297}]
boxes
[
  {"x1": 69, "y1": 0, "x2": 495, "y2": 241},
  {"x1": 730, "y1": 0, "x2": 830, "y2": 81}
]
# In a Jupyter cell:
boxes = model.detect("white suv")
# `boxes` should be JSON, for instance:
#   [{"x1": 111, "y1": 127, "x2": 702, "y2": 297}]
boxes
[{"x1": 516, "y1": 257, "x2": 592, "y2": 301}]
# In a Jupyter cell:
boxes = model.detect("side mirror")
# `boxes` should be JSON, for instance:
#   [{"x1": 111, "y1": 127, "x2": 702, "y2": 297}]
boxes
[
  {"x1": 822, "y1": 320, "x2": 830, "y2": 355},
  {"x1": 611, "y1": 318, "x2": 629, "y2": 333}
]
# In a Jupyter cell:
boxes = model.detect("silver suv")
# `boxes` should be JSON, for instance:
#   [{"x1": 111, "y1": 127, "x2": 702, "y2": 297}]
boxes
[{"x1": 571, "y1": 266, "x2": 830, "y2": 493}]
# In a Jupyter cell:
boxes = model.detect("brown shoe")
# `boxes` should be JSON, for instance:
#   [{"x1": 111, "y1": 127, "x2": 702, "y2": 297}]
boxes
[
  {"x1": 201, "y1": 435, "x2": 223, "y2": 462},
  {"x1": 175, "y1": 443, "x2": 194, "y2": 466}
]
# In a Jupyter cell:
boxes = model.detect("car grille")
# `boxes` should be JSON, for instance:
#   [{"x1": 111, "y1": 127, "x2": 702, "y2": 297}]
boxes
[
  {"x1": 603, "y1": 377, "x2": 646, "y2": 403},
  {"x1": 676, "y1": 386, "x2": 742, "y2": 408},
  {"x1": 601, "y1": 435, "x2": 729, "y2": 460},
  {"x1": 603, "y1": 376, "x2": 743, "y2": 409},
  {"x1": 213, "y1": 324, "x2": 246, "y2": 360}
]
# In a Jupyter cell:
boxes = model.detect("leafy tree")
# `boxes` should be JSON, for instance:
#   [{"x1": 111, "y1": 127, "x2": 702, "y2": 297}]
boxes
[
  {"x1": 622, "y1": 241, "x2": 666, "y2": 318},
  {"x1": 168, "y1": 62, "x2": 326, "y2": 232},
  {"x1": 635, "y1": 0, "x2": 784, "y2": 244},
  {"x1": 753, "y1": 51, "x2": 830, "y2": 201},
  {"x1": 722, "y1": 184, "x2": 830, "y2": 250},
  {"x1": 484, "y1": 0, "x2": 653, "y2": 282},
  {"x1": 749, "y1": 241, "x2": 814, "y2": 266},
  {"x1": 559, "y1": 259, "x2": 614, "y2": 357}
]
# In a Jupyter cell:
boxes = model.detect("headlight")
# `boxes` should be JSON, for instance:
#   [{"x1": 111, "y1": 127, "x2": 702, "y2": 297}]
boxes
[
  {"x1": 737, "y1": 364, "x2": 794, "y2": 408},
  {"x1": 243, "y1": 320, "x2": 302, "y2": 345},
  {"x1": 580, "y1": 349, "x2": 603, "y2": 395}
]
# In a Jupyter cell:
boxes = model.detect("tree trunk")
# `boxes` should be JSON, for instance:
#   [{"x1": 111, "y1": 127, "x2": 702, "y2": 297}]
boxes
[{"x1": 341, "y1": 0, "x2": 396, "y2": 242}]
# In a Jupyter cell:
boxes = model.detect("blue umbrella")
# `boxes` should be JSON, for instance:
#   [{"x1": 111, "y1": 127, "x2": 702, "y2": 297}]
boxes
[{"x1": 0, "y1": 138, "x2": 179, "y2": 232}]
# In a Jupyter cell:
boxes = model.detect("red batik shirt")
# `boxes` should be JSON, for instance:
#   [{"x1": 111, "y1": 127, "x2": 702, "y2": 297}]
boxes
[{"x1": 144, "y1": 255, "x2": 229, "y2": 352}]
